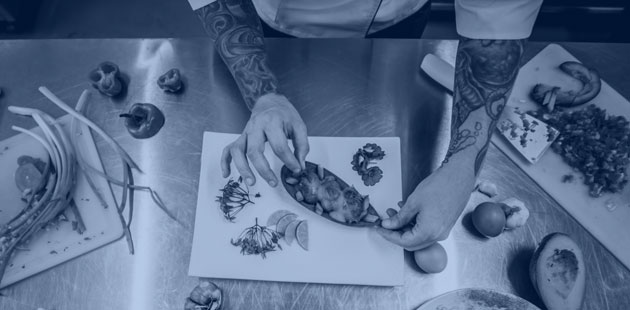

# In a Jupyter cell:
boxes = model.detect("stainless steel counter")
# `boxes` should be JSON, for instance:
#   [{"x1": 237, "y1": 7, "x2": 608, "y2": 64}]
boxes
[{"x1": 0, "y1": 39, "x2": 629, "y2": 310}]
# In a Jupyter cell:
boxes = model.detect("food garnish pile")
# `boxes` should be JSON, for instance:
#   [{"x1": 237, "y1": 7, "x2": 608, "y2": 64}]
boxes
[
  {"x1": 351, "y1": 143, "x2": 385, "y2": 186},
  {"x1": 282, "y1": 162, "x2": 380, "y2": 226},
  {"x1": 530, "y1": 105, "x2": 629, "y2": 197}
]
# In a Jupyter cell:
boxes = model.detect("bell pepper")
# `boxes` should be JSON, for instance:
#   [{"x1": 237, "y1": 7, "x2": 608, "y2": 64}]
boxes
[
  {"x1": 89, "y1": 61, "x2": 123, "y2": 97},
  {"x1": 119, "y1": 103, "x2": 165, "y2": 139},
  {"x1": 157, "y1": 68, "x2": 183, "y2": 93}
]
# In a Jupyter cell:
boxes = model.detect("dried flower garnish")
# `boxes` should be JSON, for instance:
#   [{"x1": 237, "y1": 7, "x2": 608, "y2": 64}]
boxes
[
  {"x1": 231, "y1": 218, "x2": 281, "y2": 258},
  {"x1": 351, "y1": 143, "x2": 385, "y2": 186},
  {"x1": 216, "y1": 177, "x2": 254, "y2": 222}
]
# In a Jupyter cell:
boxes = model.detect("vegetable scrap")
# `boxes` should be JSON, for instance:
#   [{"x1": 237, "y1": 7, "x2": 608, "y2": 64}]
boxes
[
  {"x1": 157, "y1": 68, "x2": 184, "y2": 93},
  {"x1": 88, "y1": 61, "x2": 124, "y2": 97},
  {"x1": 531, "y1": 61, "x2": 601, "y2": 111},
  {"x1": 119, "y1": 103, "x2": 165, "y2": 139},
  {"x1": 351, "y1": 143, "x2": 385, "y2": 186},
  {"x1": 530, "y1": 105, "x2": 630, "y2": 197},
  {"x1": 184, "y1": 280, "x2": 222, "y2": 310},
  {"x1": 501, "y1": 198, "x2": 530, "y2": 230},
  {"x1": 216, "y1": 177, "x2": 254, "y2": 222},
  {"x1": 475, "y1": 180, "x2": 498, "y2": 197},
  {"x1": 231, "y1": 218, "x2": 281, "y2": 258}
]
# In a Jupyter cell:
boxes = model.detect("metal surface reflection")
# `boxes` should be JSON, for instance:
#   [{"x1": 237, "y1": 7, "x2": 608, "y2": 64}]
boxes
[{"x1": 0, "y1": 39, "x2": 629, "y2": 310}]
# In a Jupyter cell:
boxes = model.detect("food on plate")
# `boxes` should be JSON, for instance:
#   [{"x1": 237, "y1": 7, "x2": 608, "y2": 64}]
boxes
[
  {"x1": 231, "y1": 218, "x2": 282, "y2": 258},
  {"x1": 217, "y1": 177, "x2": 255, "y2": 222},
  {"x1": 88, "y1": 61, "x2": 124, "y2": 97},
  {"x1": 530, "y1": 105, "x2": 629, "y2": 197},
  {"x1": 265, "y1": 210, "x2": 308, "y2": 250},
  {"x1": 281, "y1": 162, "x2": 381, "y2": 227},
  {"x1": 351, "y1": 143, "x2": 385, "y2": 186},
  {"x1": 530, "y1": 233, "x2": 585, "y2": 310},
  {"x1": 413, "y1": 243, "x2": 448, "y2": 274},
  {"x1": 501, "y1": 198, "x2": 530, "y2": 230},
  {"x1": 184, "y1": 280, "x2": 222, "y2": 310},
  {"x1": 471, "y1": 202, "x2": 507, "y2": 237},
  {"x1": 119, "y1": 103, "x2": 165, "y2": 139},
  {"x1": 531, "y1": 61, "x2": 601, "y2": 110},
  {"x1": 157, "y1": 68, "x2": 184, "y2": 93},
  {"x1": 475, "y1": 180, "x2": 498, "y2": 197}
]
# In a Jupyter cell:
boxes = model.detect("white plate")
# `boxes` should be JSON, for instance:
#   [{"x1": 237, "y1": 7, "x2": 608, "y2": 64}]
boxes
[{"x1": 417, "y1": 288, "x2": 540, "y2": 310}]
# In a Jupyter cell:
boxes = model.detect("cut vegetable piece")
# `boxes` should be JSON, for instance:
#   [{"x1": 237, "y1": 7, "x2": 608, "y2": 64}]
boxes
[
  {"x1": 283, "y1": 220, "x2": 301, "y2": 245},
  {"x1": 276, "y1": 214, "x2": 298, "y2": 235},
  {"x1": 363, "y1": 214, "x2": 379, "y2": 223},
  {"x1": 266, "y1": 210, "x2": 295, "y2": 227},
  {"x1": 296, "y1": 220, "x2": 309, "y2": 251},
  {"x1": 530, "y1": 233, "x2": 585, "y2": 310},
  {"x1": 285, "y1": 177, "x2": 299, "y2": 185}
]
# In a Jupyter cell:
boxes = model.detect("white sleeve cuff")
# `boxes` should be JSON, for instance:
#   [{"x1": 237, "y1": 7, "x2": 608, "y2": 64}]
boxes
[
  {"x1": 188, "y1": 0, "x2": 216, "y2": 11},
  {"x1": 455, "y1": 0, "x2": 543, "y2": 40}
]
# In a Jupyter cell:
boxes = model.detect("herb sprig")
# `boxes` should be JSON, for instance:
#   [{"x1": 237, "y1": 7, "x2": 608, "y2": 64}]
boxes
[
  {"x1": 231, "y1": 218, "x2": 281, "y2": 258},
  {"x1": 216, "y1": 177, "x2": 254, "y2": 222},
  {"x1": 352, "y1": 143, "x2": 385, "y2": 186}
]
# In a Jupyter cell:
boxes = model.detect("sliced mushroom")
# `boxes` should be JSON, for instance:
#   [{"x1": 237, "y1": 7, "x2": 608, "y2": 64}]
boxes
[{"x1": 88, "y1": 61, "x2": 123, "y2": 97}]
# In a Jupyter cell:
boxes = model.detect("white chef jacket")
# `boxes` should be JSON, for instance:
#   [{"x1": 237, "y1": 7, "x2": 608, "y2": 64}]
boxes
[{"x1": 189, "y1": 0, "x2": 542, "y2": 39}]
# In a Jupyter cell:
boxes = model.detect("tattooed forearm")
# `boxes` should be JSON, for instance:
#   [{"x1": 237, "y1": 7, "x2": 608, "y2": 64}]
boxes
[
  {"x1": 444, "y1": 39, "x2": 525, "y2": 175},
  {"x1": 196, "y1": 0, "x2": 278, "y2": 109}
]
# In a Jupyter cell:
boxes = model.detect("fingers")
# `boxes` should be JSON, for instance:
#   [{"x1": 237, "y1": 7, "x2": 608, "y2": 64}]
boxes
[
  {"x1": 381, "y1": 202, "x2": 417, "y2": 230},
  {"x1": 291, "y1": 123, "x2": 309, "y2": 170},
  {"x1": 375, "y1": 225, "x2": 432, "y2": 251},
  {"x1": 220, "y1": 146, "x2": 232, "y2": 178},
  {"x1": 228, "y1": 139, "x2": 256, "y2": 186},
  {"x1": 246, "y1": 130, "x2": 278, "y2": 187},
  {"x1": 267, "y1": 126, "x2": 301, "y2": 173}
]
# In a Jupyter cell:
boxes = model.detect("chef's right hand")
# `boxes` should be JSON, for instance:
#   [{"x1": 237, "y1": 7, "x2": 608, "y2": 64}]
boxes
[{"x1": 221, "y1": 93, "x2": 309, "y2": 187}]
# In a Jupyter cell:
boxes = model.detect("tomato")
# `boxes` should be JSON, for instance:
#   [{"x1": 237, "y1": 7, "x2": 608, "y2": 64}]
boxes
[
  {"x1": 413, "y1": 243, "x2": 448, "y2": 274},
  {"x1": 472, "y1": 202, "x2": 507, "y2": 237}
]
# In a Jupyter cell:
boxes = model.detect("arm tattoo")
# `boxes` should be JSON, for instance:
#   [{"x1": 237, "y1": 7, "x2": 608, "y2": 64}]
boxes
[
  {"x1": 196, "y1": 0, "x2": 278, "y2": 109},
  {"x1": 444, "y1": 39, "x2": 525, "y2": 175}
]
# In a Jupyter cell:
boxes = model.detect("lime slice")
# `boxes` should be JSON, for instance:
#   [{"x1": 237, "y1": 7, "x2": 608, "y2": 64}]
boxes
[
  {"x1": 283, "y1": 220, "x2": 301, "y2": 245},
  {"x1": 266, "y1": 210, "x2": 295, "y2": 227},
  {"x1": 276, "y1": 214, "x2": 298, "y2": 235},
  {"x1": 296, "y1": 220, "x2": 309, "y2": 251}
]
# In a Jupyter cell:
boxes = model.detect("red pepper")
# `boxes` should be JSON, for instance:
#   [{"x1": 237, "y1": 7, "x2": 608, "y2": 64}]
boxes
[
  {"x1": 119, "y1": 103, "x2": 165, "y2": 139},
  {"x1": 157, "y1": 68, "x2": 183, "y2": 93},
  {"x1": 89, "y1": 61, "x2": 123, "y2": 97}
]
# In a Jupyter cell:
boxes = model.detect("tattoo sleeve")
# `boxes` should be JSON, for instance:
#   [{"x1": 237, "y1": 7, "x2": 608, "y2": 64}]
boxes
[
  {"x1": 196, "y1": 0, "x2": 278, "y2": 109},
  {"x1": 444, "y1": 39, "x2": 525, "y2": 175}
]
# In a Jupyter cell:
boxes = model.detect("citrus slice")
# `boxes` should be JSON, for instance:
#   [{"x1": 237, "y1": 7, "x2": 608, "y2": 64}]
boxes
[
  {"x1": 266, "y1": 210, "x2": 295, "y2": 227},
  {"x1": 296, "y1": 220, "x2": 309, "y2": 251},
  {"x1": 275, "y1": 214, "x2": 298, "y2": 235},
  {"x1": 283, "y1": 220, "x2": 301, "y2": 245}
]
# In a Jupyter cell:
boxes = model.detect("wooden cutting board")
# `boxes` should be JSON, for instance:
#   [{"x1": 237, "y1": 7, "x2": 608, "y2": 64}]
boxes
[
  {"x1": 189, "y1": 132, "x2": 404, "y2": 286},
  {"x1": 0, "y1": 115, "x2": 122, "y2": 288},
  {"x1": 491, "y1": 44, "x2": 630, "y2": 269}
]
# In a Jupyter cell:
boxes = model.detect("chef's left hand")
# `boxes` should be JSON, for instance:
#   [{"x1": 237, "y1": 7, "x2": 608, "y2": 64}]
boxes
[{"x1": 376, "y1": 158, "x2": 475, "y2": 251}]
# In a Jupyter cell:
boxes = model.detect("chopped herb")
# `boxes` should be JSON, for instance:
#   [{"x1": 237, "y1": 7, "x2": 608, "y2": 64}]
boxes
[
  {"x1": 351, "y1": 143, "x2": 386, "y2": 186},
  {"x1": 255, "y1": 193, "x2": 261, "y2": 198},
  {"x1": 231, "y1": 218, "x2": 281, "y2": 258},
  {"x1": 216, "y1": 177, "x2": 255, "y2": 222}
]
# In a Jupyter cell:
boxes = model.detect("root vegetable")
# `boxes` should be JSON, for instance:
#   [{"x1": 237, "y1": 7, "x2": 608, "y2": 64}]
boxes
[
  {"x1": 471, "y1": 202, "x2": 506, "y2": 238},
  {"x1": 501, "y1": 198, "x2": 530, "y2": 230}
]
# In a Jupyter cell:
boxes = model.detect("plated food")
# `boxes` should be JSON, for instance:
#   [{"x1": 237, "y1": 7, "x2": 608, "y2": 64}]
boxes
[
  {"x1": 417, "y1": 288, "x2": 540, "y2": 310},
  {"x1": 281, "y1": 162, "x2": 381, "y2": 227}
]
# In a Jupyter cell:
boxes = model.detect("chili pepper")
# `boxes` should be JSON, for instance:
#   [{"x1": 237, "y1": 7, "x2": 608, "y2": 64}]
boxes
[
  {"x1": 119, "y1": 103, "x2": 165, "y2": 139},
  {"x1": 88, "y1": 61, "x2": 123, "y2": 97},
  {"x1": 157, "y1": 68, "x2": 183, "y2": 93}
]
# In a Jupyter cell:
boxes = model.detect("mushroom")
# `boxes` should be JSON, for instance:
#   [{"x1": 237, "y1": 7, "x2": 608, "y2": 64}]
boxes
[
  {"x1": 531, "y1": 61, "x2": 601, "y2": 110},
  {"x1": 88, "y1": 61, "x2": 123, "y2": 97}
]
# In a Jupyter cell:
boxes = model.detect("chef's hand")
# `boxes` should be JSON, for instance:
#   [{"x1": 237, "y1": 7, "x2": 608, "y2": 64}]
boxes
[
  {"x1": 221, "y1": 93, "x2": 309, "y2": 187},
  {"x1": 376, "y1": 158, "x2": 475, "y2": 251}
]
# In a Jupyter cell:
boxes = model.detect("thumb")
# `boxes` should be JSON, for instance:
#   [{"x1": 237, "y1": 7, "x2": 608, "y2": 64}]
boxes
[{"x1": 381, "y1": 205, "x2": 416, "y2": 230}]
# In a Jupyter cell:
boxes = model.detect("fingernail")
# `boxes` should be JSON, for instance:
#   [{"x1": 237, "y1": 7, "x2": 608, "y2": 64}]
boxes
[
  {"x1": 269, "y1": 180, "x2": 277, "y2": 187},
  {"x1": 293, "y1": 168, "x2": 301, "y2": 174},
  {"x1": 246, "y1": 178, "x2": 254, "y2": 186}
]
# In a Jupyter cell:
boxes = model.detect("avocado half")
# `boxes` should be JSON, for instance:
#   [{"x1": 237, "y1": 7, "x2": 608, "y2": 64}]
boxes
[{"x1": 529, "y1": 233, "x2": 585, "y2": 310}]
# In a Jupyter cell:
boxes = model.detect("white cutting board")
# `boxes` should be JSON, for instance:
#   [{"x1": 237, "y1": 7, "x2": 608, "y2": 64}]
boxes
[
  {"x1": 0, "y1": 115, "x2": 122, "y2": 288},
  {"x1": 189, "y1": 132, "x2": 403, "y2": 286},
  {"x1": 492, "y1": 44, "x2": 630, "y2": 269}
]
